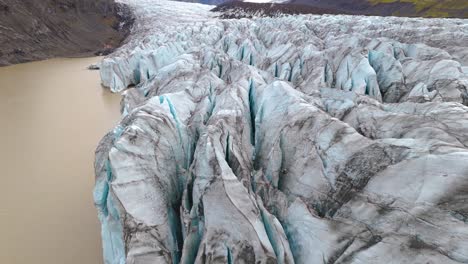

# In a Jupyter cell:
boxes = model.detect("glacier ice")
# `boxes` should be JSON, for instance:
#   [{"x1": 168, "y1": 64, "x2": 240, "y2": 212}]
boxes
[{"x1": 94, "y1": 0, "x2": 468, "y2": 263}]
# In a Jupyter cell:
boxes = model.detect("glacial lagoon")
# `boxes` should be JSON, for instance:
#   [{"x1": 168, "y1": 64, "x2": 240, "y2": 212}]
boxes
[{"x1": 0, "y1": 57, "x2": 120, "y2": 264}]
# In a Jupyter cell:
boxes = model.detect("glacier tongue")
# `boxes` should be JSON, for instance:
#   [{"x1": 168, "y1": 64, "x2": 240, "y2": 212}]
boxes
[{"x1": 94, "y1": 1, "x2": 468, "y2": 263}]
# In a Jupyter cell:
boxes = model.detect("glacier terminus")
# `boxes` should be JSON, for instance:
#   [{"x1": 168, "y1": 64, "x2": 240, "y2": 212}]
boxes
[{"x1": 93, "y1": 0, "x2": 468, "y2": 263}]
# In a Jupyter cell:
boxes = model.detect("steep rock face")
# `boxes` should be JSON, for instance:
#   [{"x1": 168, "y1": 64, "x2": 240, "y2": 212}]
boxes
[
  {"x1": 94, "y1": 1, "x2": 468, "y2": 263},
  {"x1": 0, "y1": 0, "x2": 133, "y2": 66}
]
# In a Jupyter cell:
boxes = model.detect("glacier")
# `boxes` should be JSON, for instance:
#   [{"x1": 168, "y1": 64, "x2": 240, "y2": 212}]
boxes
[{"x1": 94, "y1": 0, "x2": 468, "y2": 263}]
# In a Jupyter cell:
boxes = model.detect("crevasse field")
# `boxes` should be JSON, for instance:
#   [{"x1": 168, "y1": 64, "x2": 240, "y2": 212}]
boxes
[{"x1": 94, "y1": 0, "x2": 468, "y2": 263}]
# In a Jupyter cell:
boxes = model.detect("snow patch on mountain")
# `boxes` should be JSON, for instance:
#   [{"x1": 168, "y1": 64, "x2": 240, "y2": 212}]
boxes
[{"x1": 243, "y1": 0, "x2": 288, "y2": 3}]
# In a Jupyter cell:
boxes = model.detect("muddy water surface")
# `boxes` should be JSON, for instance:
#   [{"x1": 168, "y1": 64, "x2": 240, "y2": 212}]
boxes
[{"x1": 0, "y1": 57, "x2": 120, "y2": 264}]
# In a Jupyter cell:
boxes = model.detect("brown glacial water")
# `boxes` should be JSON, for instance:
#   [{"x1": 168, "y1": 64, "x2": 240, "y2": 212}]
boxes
[{"x1": 0, "y1": 57, "x2": 121, "y2": 264}]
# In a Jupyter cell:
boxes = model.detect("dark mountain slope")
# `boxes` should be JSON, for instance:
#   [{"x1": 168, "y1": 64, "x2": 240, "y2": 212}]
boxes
[
  {"x1": 210, "y1": 0, "x2": 467, "y2": 18},
  {"x1": 0, "y1": 0, "x2": 134, "y2": 66},
  {"x1": 289, "y1": 0, "x2": 468, "y2": 18}
]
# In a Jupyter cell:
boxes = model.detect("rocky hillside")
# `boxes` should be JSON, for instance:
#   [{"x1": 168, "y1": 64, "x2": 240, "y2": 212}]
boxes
[
  {"x1": 0, "y1": 0, "x2": 133, "y2": 66},
  {"x1": 288, "y1": 0, "x2": 468, "y2": 18},
  {"x1": 199, "y1": 0, "x2": 467, "y2": 18},
  {"x1": 368, "y1": 0, "x2": 468, "y2": 18}
]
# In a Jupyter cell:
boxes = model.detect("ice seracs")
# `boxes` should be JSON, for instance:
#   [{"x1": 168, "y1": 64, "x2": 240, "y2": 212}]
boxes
[{"x1": 94, "y1": 0, "x2": 468, "y2": 263}]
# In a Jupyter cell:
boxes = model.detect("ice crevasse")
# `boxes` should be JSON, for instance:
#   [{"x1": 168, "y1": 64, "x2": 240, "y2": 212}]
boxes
[{"x1": 94, "y1": 0, "x2": 468, "y2": 263}]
